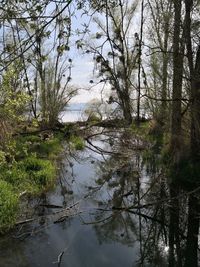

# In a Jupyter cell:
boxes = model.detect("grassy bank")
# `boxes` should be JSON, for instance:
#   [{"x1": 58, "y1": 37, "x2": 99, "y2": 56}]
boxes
[
  {"x1": 0, "y1": 124, "x2": 86, "y2": 233},
  {"x1": 0, "y1": 132, "x2": 63, "y2": 233}
]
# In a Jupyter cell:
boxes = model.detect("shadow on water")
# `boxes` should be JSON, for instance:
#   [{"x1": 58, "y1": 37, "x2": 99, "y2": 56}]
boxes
[{"x1": 0, "y1": 128, "x2": 199, "y2": 267}]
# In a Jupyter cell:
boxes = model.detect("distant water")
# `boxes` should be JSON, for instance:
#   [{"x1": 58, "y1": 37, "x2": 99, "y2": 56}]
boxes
[{"x1": 60, "y1": 103, "x2": 87, "y2": 122}]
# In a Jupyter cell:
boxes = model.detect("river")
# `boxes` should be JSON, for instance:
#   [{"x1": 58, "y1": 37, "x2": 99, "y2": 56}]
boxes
[{"x1": 0, "y1": 116, "x2": 199, "y2": 266}]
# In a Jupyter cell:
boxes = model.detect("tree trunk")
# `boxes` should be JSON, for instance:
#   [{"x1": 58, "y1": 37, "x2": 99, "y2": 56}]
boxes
[
  {"x1": 191, "y1": 45, "x2": 200, "y2": 161},
  {"x1": 160, "y1": 26, "x2": 170, "y2": 127},
  {"x1": 170, "y1": 0, "x2": 184, "y2": 164},
  {"x1": 122, "y1": 92, "x2": 132, "y2": 124},
  {"x1": 184, "y1": 195, "x2": 200, "y2": 267},
  {"x1": 184, "y1": 0, "x2": 200, "y2": 159},
  {"x1": 169, "y1": 2, "x2": 183, "y2": 265},
  {"x1": 159, "y1": 1, "x2": 172, "y2": 128}
]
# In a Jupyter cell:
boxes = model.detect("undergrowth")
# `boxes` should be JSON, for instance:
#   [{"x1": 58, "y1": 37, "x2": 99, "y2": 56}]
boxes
[
  {"x1": 0, "y1": 132, "x2": 63, "y2": 233},
  {"x1": 69, "y1": 135, "x2": 85, "y2": 150}
]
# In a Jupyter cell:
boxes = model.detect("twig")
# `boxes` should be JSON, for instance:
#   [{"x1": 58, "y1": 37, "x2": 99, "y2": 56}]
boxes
[
  {"x1": 15, "y1": 218, "x2": 35, "y2": 226},
  {"x1": 57, "y1": 251, "x2": 64, "y2": 267}
]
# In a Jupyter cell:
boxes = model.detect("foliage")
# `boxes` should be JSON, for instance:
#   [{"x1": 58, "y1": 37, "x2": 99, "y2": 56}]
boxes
[
  {"x1": 38, "y1": 60, "x2": 78, "y2": 127},
  {"x1": 81, "y1": 0, "x2": 140, "y2": 123},
  {"x1": 0, "y1": 132, "x2": 63, "y2": 232},
  {"x1": 0, "y1": 180, "x2": 18, "y2": 233},
  {"x1": 70, "y1": 135, "x2": 85, "y2": 150},
  {"x1": 0, "y1": 65, "x2": 30, "y2": 152},
  {"x1": 130, "y1": 121, "x2": 151, "y2": 136},
  {"x1": 32, "y1": 137, "x2": 63, "y2": 158},
  {"x1": 0, "y1": 65, "x2": 30, "y2": 120},
  {"x1": 84, "y1": 99, "x2": 103, "y2": 122},
  {"x1": 22, "y1": 156, "x2": 56, "y2": 190}
]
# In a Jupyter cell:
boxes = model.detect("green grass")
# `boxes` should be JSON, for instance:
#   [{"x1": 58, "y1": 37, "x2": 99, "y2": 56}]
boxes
[
  {"x1": 22, "y1": 156, "x2": 56, "y2": 190},
  {"x1": 32, "y1": 138, "x2": 62, "y2": 158},
  {"x1": 69, "y1": 135, "x2": 85, "y2": 150},
  {"x1": 1, "y1": 156, "x2": 56, "y2": 195},
  {"x1": 0, "y1": 127, "x2": 87, "y2": 233},
  {"x1": 0, "y1": 180, "x2": 18, "y2": 233},
  {"x1": 0, "y1": 132, "x2": 64, "y2": 233}
]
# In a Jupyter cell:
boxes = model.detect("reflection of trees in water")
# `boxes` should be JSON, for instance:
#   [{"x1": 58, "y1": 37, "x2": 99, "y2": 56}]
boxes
[
  {"x1": 93, "y1": 153, "x2": 139, "y2": 246},
  {"x1": 91, "y1": 134, "x2": 200, "y2": 267},
  {"x1": 94, "y1": 211, "x2": 137, "y2": 246}
]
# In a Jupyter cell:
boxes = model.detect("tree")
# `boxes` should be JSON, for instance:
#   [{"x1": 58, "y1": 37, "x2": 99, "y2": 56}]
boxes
[
  {"x1": 0, "y1": 64, "x2": 30, "y2": 160},
  {"x1": 0, "y1": 0, "x2": 74, "y2": 127},
  {"x1": 146, "y1": 0, "x2": 173, "y2": 128},
  {"x1": 183, "y1": 1, "x2": 200, "y2": 266},
  {"x1": 82, "y1": 0, "x2": 140, "y2": 124}
]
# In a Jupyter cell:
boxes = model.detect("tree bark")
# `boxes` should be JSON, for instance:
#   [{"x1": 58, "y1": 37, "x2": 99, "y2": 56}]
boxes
[
  {"x1": 184, "y1": 195, "x2": 200, "y2": 267},
  {"x1": 170, "y1": 0, "x2": 184, "y2": 164},
  {"x1": 191, "y1": 45, "x2": 200, "y2": 161},
  {"x1": 184, "y1": 0, "x2": 200, "y2": 160}
]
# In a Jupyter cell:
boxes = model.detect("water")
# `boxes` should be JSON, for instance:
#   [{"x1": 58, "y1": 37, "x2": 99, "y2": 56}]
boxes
[
  {"x1": 0, "y1": 130, "x2": 164, "y2": 267},
  {"x1": 0, "y1": 135, "x2": 138, "y2": 267},
  {"x1": 0, "y1": 117, "x2": 199, "y2": 266},
  {"x1": 60, "y1": 103, "x2": 86, "y2": 122}
]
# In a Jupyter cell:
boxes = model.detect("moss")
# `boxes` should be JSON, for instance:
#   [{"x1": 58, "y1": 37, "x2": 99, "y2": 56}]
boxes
[
  {"x1": 0, "y1": 180, "x2": 18, "y2": 233},
  {"x1": 69, "y1": 135, "x2": 85, "y2": 150}
]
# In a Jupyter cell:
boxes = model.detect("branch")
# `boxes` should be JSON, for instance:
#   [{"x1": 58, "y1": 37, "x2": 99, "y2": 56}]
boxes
[{"x1": 0, "y1": 0, "x2": 73, "y2": 72}]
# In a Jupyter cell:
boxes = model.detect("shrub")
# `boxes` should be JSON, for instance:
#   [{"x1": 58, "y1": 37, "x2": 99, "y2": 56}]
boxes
[
  {"x1": 70, "y1": 135, "x2": 85, "y2": 150},
  {"x1": 23, "y1": 135, "x2": 41, "y2": 143},
  {"x1": 3, "y1": 166, "x2": 28, "y2": 186}
]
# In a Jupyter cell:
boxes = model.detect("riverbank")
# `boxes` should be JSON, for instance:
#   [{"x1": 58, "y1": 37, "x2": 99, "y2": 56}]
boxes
[
  {"x1": 0, "y1": 131, "x2": 64, "y2": 233},
  {"x1": 0, "y1": 119, "x2": 151, "y2": 233}
]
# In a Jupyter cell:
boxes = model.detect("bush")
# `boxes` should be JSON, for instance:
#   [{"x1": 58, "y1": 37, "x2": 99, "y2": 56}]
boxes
[
  {"x1": 3, "y1": 166, "x2": 28, "y2": 185},
  {"x1": 87, "y1": 113, "x2": 102, "y2": 122},
  {"x1": 23, "y1": 135, "x2": 41, "y2": 143},
  {"x1": 0, "y1": 180, "x2": 18, "y2": 233},
  {"x1": 70, "y1": 135, "x2": 85, "y2": 150}
]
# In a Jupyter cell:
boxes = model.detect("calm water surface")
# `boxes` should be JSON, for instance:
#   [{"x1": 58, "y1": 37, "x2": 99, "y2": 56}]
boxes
[
  {"x1": 0, "y1": 117, "x2": 199, "y2": 266},
  {"x1": 0, "y1": 138, "x2": 141, "y2": 267}
]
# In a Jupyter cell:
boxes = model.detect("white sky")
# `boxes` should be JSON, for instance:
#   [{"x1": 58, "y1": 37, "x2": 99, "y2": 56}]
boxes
[
  {"x1": 66, "y1": 1, "x2": 141, "y2": 104},
  {"x1": 66, "y1": 9, "x2": 105, "y2": 104}
]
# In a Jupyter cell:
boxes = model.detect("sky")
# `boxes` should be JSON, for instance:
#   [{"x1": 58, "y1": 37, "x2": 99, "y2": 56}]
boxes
[
  {"x1": 66, "y1": 1, "x2": 141, "y2": 105},
  {"x1": 66, "y1": 8, "x2": 106, "y2": 104}
]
